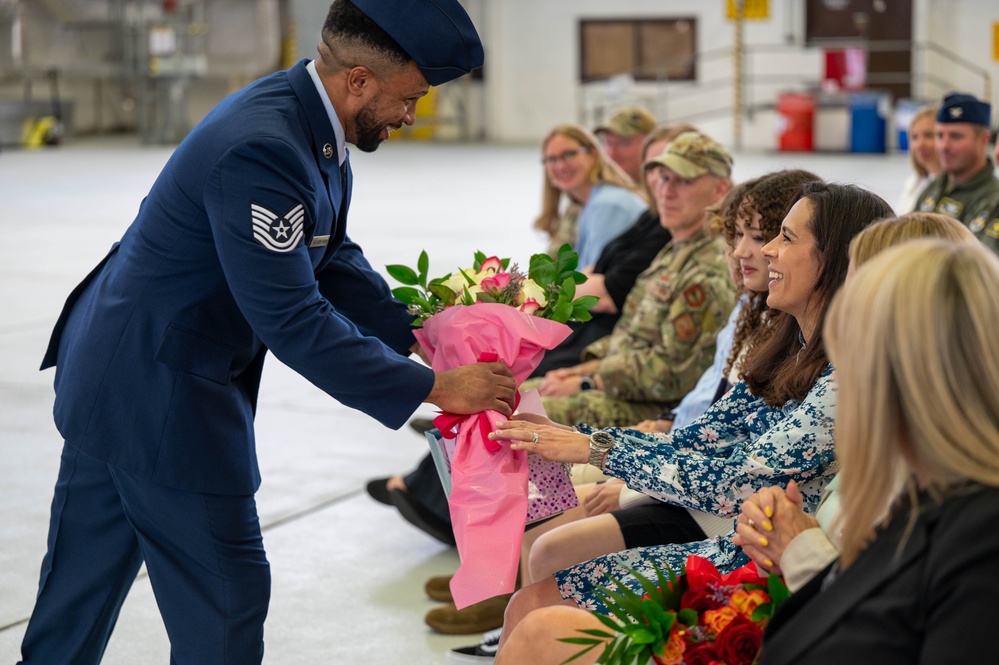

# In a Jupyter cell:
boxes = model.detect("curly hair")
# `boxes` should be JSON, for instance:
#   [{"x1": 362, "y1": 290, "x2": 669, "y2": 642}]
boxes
[{"x1": 720, "y1": 170, "x2": 822, "y2": 381}]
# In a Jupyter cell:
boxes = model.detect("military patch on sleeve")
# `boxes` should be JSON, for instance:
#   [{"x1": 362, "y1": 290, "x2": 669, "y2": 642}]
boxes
[
  {"x1": 251, "y1": 202, "x2": 305, "y2": 252},
  {"x1": 986, "y1": 219, "x2": 999, "y2": 240},
  {"x1": 672, "y1": 312, "x2": 697, "y2": 341},
  {"x1": 682, "y1": 284, "x2": 707, "y2": 309}
]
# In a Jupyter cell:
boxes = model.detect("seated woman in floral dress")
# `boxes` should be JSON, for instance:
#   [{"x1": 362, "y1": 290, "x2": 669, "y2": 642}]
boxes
[{"x1": 487, "y1": 182, "x2": 893, "y2": 657}]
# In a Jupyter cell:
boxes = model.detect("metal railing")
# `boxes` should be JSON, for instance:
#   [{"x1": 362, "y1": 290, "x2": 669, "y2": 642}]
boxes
[{"x1": 580, "y1": 39, "x2": 992, "y2": 150}]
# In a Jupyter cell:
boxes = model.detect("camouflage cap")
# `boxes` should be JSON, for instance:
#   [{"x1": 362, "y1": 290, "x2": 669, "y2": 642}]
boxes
[
  {"x1": 594, "y1": 106, "x2": 657, "y2": 137},
  {"x1": 643, "y1": 131, "x2": 733, "y2": 179}
]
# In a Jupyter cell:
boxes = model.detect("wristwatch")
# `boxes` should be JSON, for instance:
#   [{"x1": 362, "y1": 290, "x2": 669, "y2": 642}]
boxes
[
  {"x1": 579, "y1": 375, "x2": 596, "y2": 391},
  {"x1": 588, "y1": 431, "x2": 616, "y2": 468}
]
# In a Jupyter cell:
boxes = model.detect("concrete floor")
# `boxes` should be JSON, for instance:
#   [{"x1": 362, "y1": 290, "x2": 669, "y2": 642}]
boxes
[{"x1": 0, "y1": 136, "x2": 911, "y2": 663}]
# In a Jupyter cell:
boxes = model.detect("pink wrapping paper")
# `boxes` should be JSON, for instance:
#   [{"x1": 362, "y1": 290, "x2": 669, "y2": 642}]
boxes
[{"x1": 413, "y1": 303, "x2": 571, "y2": 609}]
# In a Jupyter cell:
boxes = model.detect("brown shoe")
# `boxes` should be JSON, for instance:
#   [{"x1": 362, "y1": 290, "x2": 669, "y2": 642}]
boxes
[
  {"x1": 424, "y1": 593, "x2": 512, "y2": 635},
  {"x1": 424, "y1": 574, "x2": 453, "y2": 603}
]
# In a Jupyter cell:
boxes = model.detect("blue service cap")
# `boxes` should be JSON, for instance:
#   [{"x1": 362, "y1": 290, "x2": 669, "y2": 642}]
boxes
[
  {"x1": 937, "y1": 92, "x2": 991, "y2": 127},
  {"x1": 351, "y1": 0, "x2": 484, "y2": 86}
]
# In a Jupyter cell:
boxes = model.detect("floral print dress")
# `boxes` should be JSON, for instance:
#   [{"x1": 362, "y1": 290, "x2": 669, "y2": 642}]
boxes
[{"x1": 557, "y1": 366, "x2": 838, "y2": 612}]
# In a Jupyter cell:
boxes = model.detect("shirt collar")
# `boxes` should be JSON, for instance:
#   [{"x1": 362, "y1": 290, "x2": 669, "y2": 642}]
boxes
[{"x1": 306, "y1": 59, "x2": 347, "y2": 167}]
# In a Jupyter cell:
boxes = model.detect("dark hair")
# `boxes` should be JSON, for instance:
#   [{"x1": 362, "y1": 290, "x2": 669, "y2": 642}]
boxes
[
  {"x1": 742, "y1": 182, "x2": 893, "y2": 406},
  {"x1": 322, "y1": 0, "x2": 410, "y2": 68},
  {"x1": 723, "y1": 170, "x2": 823, "y2": 380}
]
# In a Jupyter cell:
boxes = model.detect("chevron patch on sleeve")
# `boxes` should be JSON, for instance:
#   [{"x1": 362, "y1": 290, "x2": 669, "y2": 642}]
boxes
[{"x1": 251, "y1": 203, "x2": 305, "y2": 252}]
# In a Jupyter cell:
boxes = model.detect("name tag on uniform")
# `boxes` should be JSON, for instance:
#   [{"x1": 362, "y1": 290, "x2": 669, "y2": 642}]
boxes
[{"x1": 309, "y1": 235, "x2": 330, "y2": 248}]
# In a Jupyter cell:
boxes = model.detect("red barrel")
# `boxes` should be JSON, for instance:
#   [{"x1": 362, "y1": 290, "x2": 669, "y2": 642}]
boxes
[{"x1": 777, "y1": 93, "x2": 815, "y2": 152}]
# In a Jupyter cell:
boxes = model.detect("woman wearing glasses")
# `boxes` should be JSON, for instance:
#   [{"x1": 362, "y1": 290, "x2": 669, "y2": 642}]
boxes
[{"x1": 534, "y1": 124, "x2": 648, "y2": 267}]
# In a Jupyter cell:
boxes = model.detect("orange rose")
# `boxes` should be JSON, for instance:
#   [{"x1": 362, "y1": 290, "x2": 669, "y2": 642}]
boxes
[
  {"x1": 652, "y1": 630, "x2": 687, "y2": 665},
  {"x1": 729, "y1": 588, "x2": 769, "y2": 619},
  {"x1": 702, "y1": 606, "x2": 738, "y2": 634}
]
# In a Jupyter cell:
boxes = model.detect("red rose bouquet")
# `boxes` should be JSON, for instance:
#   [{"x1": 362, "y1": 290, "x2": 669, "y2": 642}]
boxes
[
  {"x1": 561, "y1": 555, "x2": 790, "y2": 665},
  {"x1": 387, "y1": 245, "x2": 597, "y2": 609}
]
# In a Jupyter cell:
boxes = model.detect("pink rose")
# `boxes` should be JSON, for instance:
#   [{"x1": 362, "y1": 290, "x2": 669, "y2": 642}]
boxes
[
  {"x1": 479, "y1": 256, "x2": 503, "y2": 274},
  {"x1": 479, "y1": 272, "x2": 511, "y2": 294},
  {"x1": 519, "y1": 298, "x2": 541, "y2": 315}
]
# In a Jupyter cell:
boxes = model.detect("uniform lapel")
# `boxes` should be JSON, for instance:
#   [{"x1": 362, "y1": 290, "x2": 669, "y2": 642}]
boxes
[{"x1": 316, "y1": 151, "x2": 350, "y2": 272}]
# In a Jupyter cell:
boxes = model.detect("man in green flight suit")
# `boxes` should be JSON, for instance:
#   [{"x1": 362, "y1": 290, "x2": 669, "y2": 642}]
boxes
[
  {"x1": 531, "y1": 131, "x2": 736, "y2": 427},
  {"x1": 915, "y1": 92, "x2": 999, "y2": 253}
]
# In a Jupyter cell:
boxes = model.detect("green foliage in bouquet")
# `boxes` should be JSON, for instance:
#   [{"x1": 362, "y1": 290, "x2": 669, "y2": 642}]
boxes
[
  {"x1": 559, "y1": 556, "x2": 791, "y2": 665},
  {"x1": 386, "y1": 244, "x2": 599, "y2": 326}
]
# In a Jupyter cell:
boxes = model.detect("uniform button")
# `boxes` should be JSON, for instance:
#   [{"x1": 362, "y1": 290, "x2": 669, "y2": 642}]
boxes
[{"x1": 323, "y1": 143, "x2": 333, "y2": 159}]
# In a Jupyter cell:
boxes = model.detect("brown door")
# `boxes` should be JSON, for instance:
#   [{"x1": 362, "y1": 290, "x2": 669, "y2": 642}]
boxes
[{"x1": 805, "y1": 0, "x2": 913, "y2": 101}]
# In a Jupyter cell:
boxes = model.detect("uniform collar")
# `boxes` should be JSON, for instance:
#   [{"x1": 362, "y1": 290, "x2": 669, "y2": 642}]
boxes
[
  {"x1": 306, "y1": 59, "x2": 347, "y2": 167},
  {"x1": 943, "y1": 158, "x2": 996, "y2": 195}
]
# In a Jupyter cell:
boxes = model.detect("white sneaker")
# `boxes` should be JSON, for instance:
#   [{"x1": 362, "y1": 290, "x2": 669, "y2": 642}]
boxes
[{"x1": 447, "y1": 627, "x2": 502, "y2": 663}]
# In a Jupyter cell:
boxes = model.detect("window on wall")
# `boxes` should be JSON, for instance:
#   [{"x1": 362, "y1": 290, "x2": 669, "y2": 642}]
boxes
[{"x1": 579, "y1": 18, "x2": 697, "y2": 83}]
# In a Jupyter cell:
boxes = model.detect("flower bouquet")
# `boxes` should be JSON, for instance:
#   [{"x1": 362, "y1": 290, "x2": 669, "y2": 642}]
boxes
[
  {"x1": 561, "y1": 555, "x2": 790, "y2": 665},
  {"x1": 388, "y1": 244, "x2": 598, "y2": 609}
]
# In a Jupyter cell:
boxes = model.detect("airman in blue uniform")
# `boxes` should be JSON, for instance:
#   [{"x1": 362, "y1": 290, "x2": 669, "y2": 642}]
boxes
[{"x1": 17, "y1": 2, "x2": 514, "y2": 663}]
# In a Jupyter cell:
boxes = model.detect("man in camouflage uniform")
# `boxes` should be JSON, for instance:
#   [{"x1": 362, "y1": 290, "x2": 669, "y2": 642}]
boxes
[
  {"x1": 594, "y1": 105, "x2": 658, "y2": 183},
  {"x1": 532, "y1": 131, "x2": 736, "y2": 427},
  {"x1": 915, "y1": 92, "x2": 999, "y2": 253}
]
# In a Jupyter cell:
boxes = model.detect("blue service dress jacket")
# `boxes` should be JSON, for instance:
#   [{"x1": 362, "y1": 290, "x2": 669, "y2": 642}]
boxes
[
  {"x1": 759, "y1": 484, "x2": 999, "y2": 665},
  {"x1": 40, "y1": 59, "x2": 435, "y2": 495}
]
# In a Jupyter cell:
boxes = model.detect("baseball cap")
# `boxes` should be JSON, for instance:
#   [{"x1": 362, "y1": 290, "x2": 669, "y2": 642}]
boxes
[
  {"x1": 936, "y1": 92, "x2": 991, "y2": 127},
  {"x1": 595, "y1": 106, "x2": 657, "y2": 138},
  {"x1": 351, "y1": 0, "x2": 484, "y2": 86},
  {"x1": 643, "y1": 131, "x2": 733, "y2": 179}
]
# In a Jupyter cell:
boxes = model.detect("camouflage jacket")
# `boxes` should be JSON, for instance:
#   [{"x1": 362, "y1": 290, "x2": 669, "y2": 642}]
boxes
[
  {"x1": 975, "y1": 197, "x2": 999, "y2": 255},
  {"x1": 915, "y1": 160, "x2": 999, "y2": 231},
  {"x1": 583, "y1": 225, "x2": 736, "y2": 405}
]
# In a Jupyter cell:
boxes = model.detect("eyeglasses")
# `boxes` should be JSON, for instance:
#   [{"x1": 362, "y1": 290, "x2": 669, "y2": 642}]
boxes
[{"x1": 542, "y1": 148, "x2": 589, "y2": 166}]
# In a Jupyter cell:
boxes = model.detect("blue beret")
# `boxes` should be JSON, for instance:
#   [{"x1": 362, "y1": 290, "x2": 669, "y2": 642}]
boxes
[
  {"x1": 351, "y1": 0, "x2": 484, "y2": 86},
  {"x1": 937, "y1": 93, "x2": 991, "y2": 127}
]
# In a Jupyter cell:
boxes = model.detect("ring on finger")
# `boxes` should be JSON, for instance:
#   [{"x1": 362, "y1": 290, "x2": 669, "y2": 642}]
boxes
[
  {"x1": 532, "y1": 432, "x2": 539, "y2": 444},
  {"x1": 748, "y1": 518, "x2": 756, "y2": 528}
]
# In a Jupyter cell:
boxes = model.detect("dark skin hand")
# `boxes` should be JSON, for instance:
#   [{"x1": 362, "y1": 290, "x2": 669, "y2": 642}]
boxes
[{"x1": 427, "y1": 362, "x2": 517, "y2": 417}]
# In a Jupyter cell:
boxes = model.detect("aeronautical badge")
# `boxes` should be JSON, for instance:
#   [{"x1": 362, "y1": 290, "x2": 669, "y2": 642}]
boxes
[
  {"x1": 682, "y1": 284, "x2": 706, "y2": 309},
  {"x1": 938, "y1": 197, "x2": 963, "y2": 218},
  {"x1": 672, "y1": 312, "x2": 697, "y2": 341},
  {"x1": 918, "y1": 195, "x2": 936, "y2": 212},
  {"x1": 250, "y1": 202, "x2": 305, "y2": 252}
]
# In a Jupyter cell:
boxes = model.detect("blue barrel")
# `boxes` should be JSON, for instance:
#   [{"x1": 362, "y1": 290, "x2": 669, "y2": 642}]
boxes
[{"x1": 849, "y1": 92, "x2": 889, "y2": 153}]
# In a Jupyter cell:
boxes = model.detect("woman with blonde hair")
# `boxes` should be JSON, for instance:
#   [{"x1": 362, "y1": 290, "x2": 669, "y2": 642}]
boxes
[
  {"x1": 896, "y1": 104, "x2": 941, "y2": 212},
  {"x1": 848, "y1": 210, "x2": 973, "y2": 265},
  {"x1": 759, "y1": 239, "x2": 999, "y2": 664},
  {"x1": 535, "y1": 123, "x2": 647, "y2": 265},
  {"x1": 530, "y1": 125, "x2": 693, "y2": 377}
]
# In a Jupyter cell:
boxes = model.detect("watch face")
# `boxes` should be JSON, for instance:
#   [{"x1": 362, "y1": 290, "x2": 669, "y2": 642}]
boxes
[{"x1": 590, "y1": 431, "x2": 616, "y2": 449}]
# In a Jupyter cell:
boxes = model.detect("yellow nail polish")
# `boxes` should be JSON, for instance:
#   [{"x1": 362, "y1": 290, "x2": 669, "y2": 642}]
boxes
[
  {"x1": 764, "y1": 558, "x2": 774, "y2": 568},
  {"x1": 765, "y1": 507, "x2": 773, "y2": 518},
  {"x1": 763, "y1": 520, "x2": 773, "y2": 531},
  {"x1": 758, "y1": 537, "x2": 769, "y2": 547}
]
